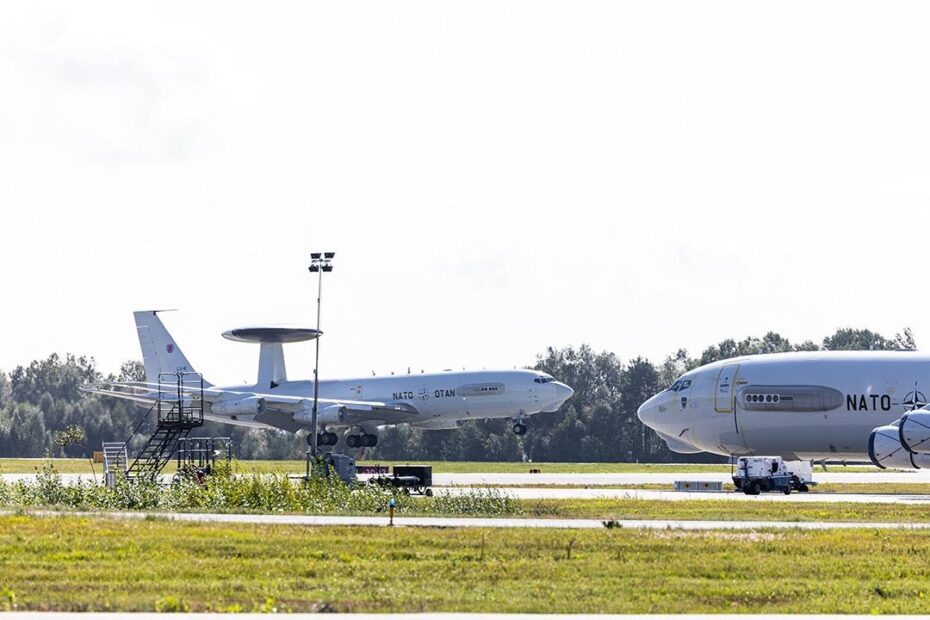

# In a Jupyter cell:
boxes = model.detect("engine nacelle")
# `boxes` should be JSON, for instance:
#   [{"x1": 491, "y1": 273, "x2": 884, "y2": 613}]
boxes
[
  {"x1": 869, "y1": 422, "x2": 930, "y2": 469},
  {"x1": 211, "y1": 395, "x2": 266, "y2": 416},
  {"x1": 899, "y1": 412, "x2": 930, "y2": 454},
  {"x1": 291, "y1": 401, "x2": 349, "y2": 427}
]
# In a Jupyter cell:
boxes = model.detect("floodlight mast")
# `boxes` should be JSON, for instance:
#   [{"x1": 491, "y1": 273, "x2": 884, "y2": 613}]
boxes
[{"x1": 308, "y1": 251, "x2": 335, "y2": 457}]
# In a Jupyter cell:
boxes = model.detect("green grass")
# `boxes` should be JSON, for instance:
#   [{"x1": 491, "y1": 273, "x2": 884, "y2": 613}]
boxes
[
  {"x1": 0, "y1": 457, "x2": 889, "y2": 475},
  {"x1": 4, "y1": 460, "x2": 930, "y2": 524},
  {"x1": 3, "y1": 514, "x2": 930, "y2": 613},
  {"x1": 479, "y1": 482, "x2": 930, "y2": 495},
  {"x1": 517, "y1": 498, "x2": 930, "y2": 522},
  {"x1": 812, "y1": 482, "x2": 930, "y2": 495}
]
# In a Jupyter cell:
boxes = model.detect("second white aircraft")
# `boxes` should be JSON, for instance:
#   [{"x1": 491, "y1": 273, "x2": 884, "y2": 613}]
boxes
[{"x1": 637, "y1": 350, "x2": 930, "y2": 469}]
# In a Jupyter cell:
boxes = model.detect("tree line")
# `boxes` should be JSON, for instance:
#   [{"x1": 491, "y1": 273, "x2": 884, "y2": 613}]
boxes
[{"x1": 0, "y1": 327, "x2": 915, "y2": 463}]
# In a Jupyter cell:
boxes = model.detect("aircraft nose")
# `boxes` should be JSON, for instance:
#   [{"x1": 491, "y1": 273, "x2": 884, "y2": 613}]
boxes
[
  {"x1": 637, "y1": 392, "x2": 663, "y2": 426},
  {"x1": 546, "y1": 381, "x2": 574, "y2": 408}
]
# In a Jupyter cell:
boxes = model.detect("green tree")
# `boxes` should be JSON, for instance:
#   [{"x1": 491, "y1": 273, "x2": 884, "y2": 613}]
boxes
[
  {"x1": 9, "y1": 353, "x2": 100, "y2": 406},
  {"x1": 894, "y1": 327, "x2": 917, "y2": 351},
  {"x1": 700, "y1": 332, "x2": 796, "y2": 365},
  {"x1": 620, "y1": 357, "x2": 661, "y2": 461},
  {"x1": 822, "y1": 328, "x2": 892, "y2": 351},
  {"x1": 117, "y1": 360, "x2": 146, "y2": 382},
  {"x1": 0, "y1": 372, "x2": 10, "y2": 410}
]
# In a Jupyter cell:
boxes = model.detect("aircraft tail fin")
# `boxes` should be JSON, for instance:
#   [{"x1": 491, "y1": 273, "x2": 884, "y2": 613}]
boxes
[{"x1": 133, "y1": 311, "x2": 210, "y2": 386}]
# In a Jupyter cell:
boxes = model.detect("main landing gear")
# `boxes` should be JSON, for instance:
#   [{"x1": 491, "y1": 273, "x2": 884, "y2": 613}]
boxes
[
  {"x1": 307, "y1": 431, "x2": 339, "y2": 447},
  {"x1": 346, "y1": 433, "x2": 377, "y2": 448},
  {"x1": 512, "y1": 421, "x2": 528, "y2": 436},
  {"x1": 305, "y1": 429, "x2": 378, "y2": 449}
]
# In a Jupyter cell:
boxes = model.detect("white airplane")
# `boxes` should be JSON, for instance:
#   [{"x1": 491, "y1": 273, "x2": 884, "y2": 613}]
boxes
[
  {"x1": 90, "y1": 311, "x2": 574, "y2": 448},
  {"x1": 636, "y1": 350, "x2": 930, "y2": 469}
]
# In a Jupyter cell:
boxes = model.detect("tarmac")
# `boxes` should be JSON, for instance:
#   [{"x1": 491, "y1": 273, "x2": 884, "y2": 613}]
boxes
[
  {"x1": 443, "y1": 486, "x2": 930, "y2": 504},
  {"x1": 7, "y1": 471, "x2": 930, "y2": 505},
  {"x1": 7, "y1": 470, "x2": 930, "y2": 486},
  {"x1": 10, "y1": 509, "x2": 930, "y2": 531},
  {"x1": 430, "y1": 470, "x2": 930, "y2": 485}
]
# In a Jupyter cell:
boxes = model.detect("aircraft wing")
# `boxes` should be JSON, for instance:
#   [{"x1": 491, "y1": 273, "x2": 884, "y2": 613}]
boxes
[
  {"x1": 259, "y1": 394, "x2": 420, "y2": 426},
  {"x1": 86, "y1": 381, "x2": 420, "y2": 430},
  {"x1": 81, "y1": 384, "x2": 164, "y2": 406}
]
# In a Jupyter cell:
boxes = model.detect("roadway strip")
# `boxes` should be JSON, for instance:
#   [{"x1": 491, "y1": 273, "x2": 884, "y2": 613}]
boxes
[
  {"x1": 442, "y1": 486, "x2": 930, "y2": 504},
  {"x1": 8, "y1": 471, "x2": 930, "y2": 486},
  {"x1": 431, "y1": 471, "x2": 930, "y2": 485},
  {"x1": 7, "y1": 510, "x2": 930, "y2": 530},
  {"x1": 8, "y1": 475, "x2": 930, "y2": 504}
]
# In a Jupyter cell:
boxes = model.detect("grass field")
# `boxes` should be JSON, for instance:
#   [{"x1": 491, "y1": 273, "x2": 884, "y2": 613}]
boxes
[
  {"x1": 6, "y1": 495, "x2": 930, "y2": 523},
  {"x1": 0, "y1": 458, "x2": 886, "y2": 475},
  {"x1": 478, "y1": 482, "x2": 930, "y2": 495},
  {"x1": 516, "y1": 498, "x2": 930, "y2": 522},
  {"x1": 2, "y1": 514, "x2": 930, "y2": 613}
]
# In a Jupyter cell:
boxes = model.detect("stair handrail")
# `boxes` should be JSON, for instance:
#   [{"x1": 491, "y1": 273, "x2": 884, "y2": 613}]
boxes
[{"x1": 123, "y1": 401, "x2": 157, "y2": 451}]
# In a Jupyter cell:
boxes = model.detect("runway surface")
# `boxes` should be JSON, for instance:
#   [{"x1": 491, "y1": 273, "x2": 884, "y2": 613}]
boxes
[
  {"x1": 9, "y1": 509, "x2": 930, "y2": 530},
  {"x1": 7, "y1": 470, "x2": 930, "y2": 486},
  {"x1": 7, "y1": 472, "x2": 930, "y2": 505},
  {"x1": 442, "y1": 486, "x2": 930, "y2": 504},
  {"x1": 431, "y1": 471, "x2": 930, "y2": 485}
]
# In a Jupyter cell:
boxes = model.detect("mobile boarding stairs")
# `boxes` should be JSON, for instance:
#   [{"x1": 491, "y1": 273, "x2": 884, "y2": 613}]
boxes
[{"x1": 102, "y1": 371, "x2": 205, "y2": 484}]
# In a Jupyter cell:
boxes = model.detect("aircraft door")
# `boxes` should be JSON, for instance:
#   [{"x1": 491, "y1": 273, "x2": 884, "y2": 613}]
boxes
[{"x1": 714, "y1": 364, "x2": 740, "y2": 413}]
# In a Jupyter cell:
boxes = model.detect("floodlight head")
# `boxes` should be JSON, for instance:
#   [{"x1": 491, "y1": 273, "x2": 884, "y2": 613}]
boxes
[
  {"x1": 308, "y1": 265, "x2": 320, "y2": 273},
  {"x1": 310, "y1": 252, "x2": 322, "y2": 260},
  {"x1": 324, "y1": 251, "x2": 335, "y2": 259},
  {"x1": 322, "y1": 265, "x2": 333, "y2": 272}
]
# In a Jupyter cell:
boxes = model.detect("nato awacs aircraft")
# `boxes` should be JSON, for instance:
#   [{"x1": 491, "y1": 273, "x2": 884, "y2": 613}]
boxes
[
  {"x1": 90, "y1": 311, "x2": 574, "y2": 448},
  {"x1": 636, "y1": 350, "x2": 930, "y2": 470}
]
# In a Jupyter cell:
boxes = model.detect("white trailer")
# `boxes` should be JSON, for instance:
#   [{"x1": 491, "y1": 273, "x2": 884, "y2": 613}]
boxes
[{"x1": 732, "y1": 457, "x2": 814, "y2": 495}]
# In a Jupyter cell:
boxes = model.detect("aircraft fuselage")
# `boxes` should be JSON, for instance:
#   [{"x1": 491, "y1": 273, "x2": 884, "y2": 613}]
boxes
[
  {"x1": 637, "y1": 351, "x2": 929, "y2": 461},
  {"x1": 210, "y1": 369, "x2": 572, "y2": 431}
]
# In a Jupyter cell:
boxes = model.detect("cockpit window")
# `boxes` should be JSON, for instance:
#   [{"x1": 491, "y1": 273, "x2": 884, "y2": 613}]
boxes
[
  {"x1": 667, "y1": 379, "x2": 691, "y2": 392},
  {"x1": 534, "y1": 375, "x2": 556, "y2": 384}
]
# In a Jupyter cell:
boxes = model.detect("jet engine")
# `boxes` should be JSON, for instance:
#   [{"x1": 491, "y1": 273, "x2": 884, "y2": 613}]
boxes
[
  {"x1": 898, "y1": 412, "x2": 930, "y2": 454},
  {"x1": 211, "y1": 395, "x2": 267, "y2": 416},
  {"x1": 869, "y1": 423, "x2": 930, "y2": 469},
  {"x1": 291, "y1": 401, "x2": 349, "y2": 427}
]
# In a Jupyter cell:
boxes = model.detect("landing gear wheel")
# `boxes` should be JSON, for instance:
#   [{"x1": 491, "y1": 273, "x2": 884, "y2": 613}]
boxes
[
  {"x1": 512, "y1": 422, "x2": 528, "y2": 436},
  {"x1": 361, "y1": 434, "x2": 377, "y2": 448},
  {"x1": 346, "y1": 435, "x2": 360, "y2": 448},
  {"x1": 306, "y1": 433, "x2": 315, "y2": 447},
  {"x1": 322, "y1": 432, "x2": 338, "y2": 446}
]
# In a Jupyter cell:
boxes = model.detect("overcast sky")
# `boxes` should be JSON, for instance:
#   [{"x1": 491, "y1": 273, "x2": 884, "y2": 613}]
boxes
[{"x1": 1, "y1": 2, "x2": 928, "y2": 385}]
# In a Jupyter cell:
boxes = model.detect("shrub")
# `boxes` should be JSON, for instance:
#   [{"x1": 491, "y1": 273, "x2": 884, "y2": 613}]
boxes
[{"x1": 0, "y1": 460, "x2": 519, "y2": 517}]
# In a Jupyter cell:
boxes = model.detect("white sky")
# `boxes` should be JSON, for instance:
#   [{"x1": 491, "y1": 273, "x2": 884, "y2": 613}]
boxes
[{"x1": 1, "y1": 2, "x2": 929, "y2": 385}]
